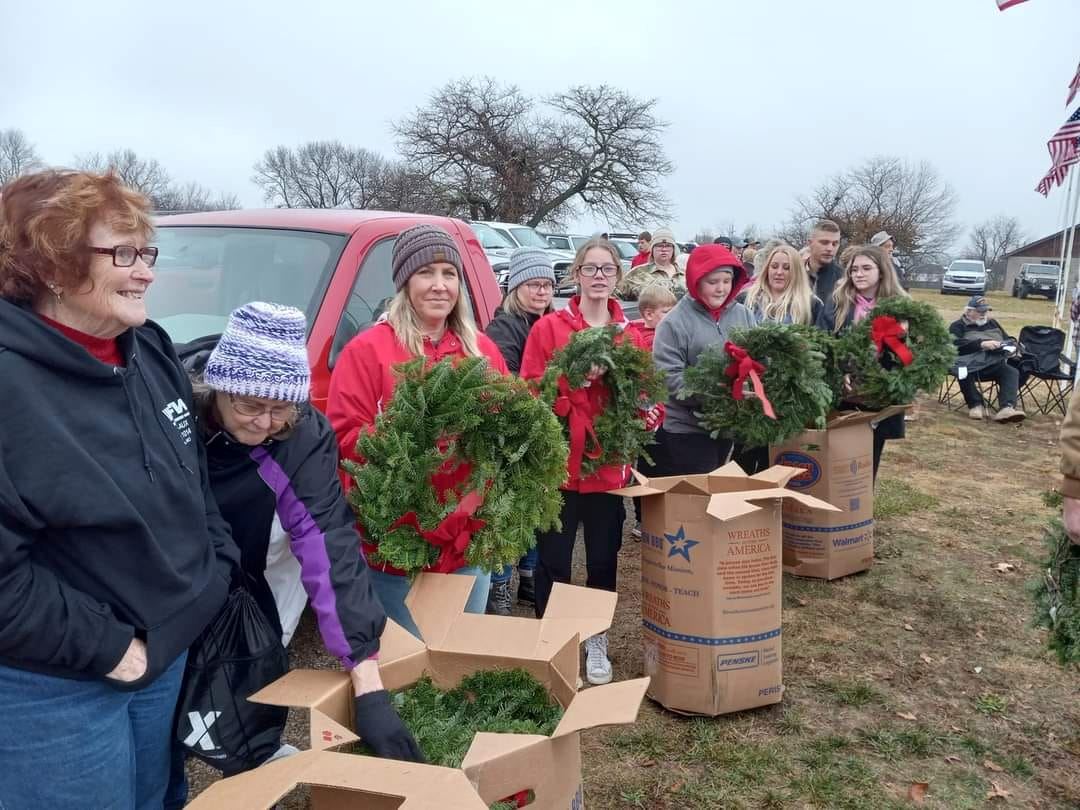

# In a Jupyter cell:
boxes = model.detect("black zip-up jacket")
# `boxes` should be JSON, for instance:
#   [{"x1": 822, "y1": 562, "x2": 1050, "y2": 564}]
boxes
[
  {"x1": 0, "y1": 300, "x2": 239, "y2": 688},
  {"x1": 484, "y1": 309, "x2": 541, "y2": 374},
  {"x1": 948, "y1": 317, "x2": 1011, "y2": 356},
  {"x1": 201, "y1": 407, "x2": 385, "y2": 666},
  {"x1": 809, "y1": 260, "x2": 844, "y2": 306}
]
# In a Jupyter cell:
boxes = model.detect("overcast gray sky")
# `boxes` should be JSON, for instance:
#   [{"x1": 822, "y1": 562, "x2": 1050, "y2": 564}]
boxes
[{"x1": 4, "y1": 0, "x2": 1079, "y2": 249}]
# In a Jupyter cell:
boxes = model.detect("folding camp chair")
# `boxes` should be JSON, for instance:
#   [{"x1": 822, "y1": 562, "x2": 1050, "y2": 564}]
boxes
[
  {"x1": 1017, "y1": 326, "x2": 1075, "y2": 416},
  {"x1": 938, "y1": 367, "x2": 998, "y2": 414}
]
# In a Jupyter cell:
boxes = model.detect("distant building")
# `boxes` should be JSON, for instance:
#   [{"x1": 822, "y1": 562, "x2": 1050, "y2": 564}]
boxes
[{"x1": 1002, "y1": 231, "x2": 1080, "y2": 292}]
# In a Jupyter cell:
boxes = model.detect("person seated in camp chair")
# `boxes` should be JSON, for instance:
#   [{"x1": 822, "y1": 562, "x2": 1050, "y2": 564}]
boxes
[{"x1": 948, "y1": 296, "x2": 1025, "y2": 423}]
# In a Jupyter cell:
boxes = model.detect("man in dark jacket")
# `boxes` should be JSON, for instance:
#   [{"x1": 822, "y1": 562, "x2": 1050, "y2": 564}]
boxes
[
  {"x1": 948, "y1": 296, "x2": 1025, "y2": 423},
  {"x1": 804, "y1": 219, "x2": 844, "y2": 304}
]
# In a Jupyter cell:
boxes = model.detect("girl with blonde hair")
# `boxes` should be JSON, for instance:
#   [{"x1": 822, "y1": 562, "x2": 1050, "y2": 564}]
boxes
[{"x1": 741, "y1": 243, "x2": 821, "y2": 325}]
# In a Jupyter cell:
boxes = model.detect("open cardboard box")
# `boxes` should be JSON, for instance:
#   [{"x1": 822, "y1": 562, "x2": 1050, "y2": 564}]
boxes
[
  {"x1": 613, "y1": 462, "x2": 837, "y2": 716},
  {"x1": 770, "y1": 406, "x2": 907, "y2": 580},
  {"x1": 190, "y1": 573, "x2": 649, "y2": 809}
]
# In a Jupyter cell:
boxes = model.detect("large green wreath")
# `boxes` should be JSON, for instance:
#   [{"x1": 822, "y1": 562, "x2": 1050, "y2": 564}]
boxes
[
  {"x1": 680, "y1": 322, "x2": 835, "y2": 447},
  {"x1": 538, "y1": 325, "x2": 665, "y2": 478},
  {"x1": 835, "y1": 297, "x2": 956, "y2": 409},
  {"x1": 1030, "y1": 519, "x2": 1080, "y2": 667},
  {"x1": 796, "y1": 324, "x2": 845, "y2": 410},
  {"x1": 344, "y1": 358, "x2": 568, "y2": 575}
]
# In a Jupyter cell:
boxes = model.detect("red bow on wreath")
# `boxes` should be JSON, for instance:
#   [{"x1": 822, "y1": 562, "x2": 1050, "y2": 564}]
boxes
[
  {"x1": 724, "y1": 341, "x2": 777, "y2": 420},
  {"x1": 870, "y1": 315, "x2": 913, "y2": 367},
  {"x1": 389, "y1": 490, "x2": 487, "y2": 573},
  {"x1": 553, "y1": 375, "x2": 603, "y2": 478}
]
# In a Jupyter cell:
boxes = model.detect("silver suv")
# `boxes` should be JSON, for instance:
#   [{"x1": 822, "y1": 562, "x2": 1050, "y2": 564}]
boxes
[{"x1": 941, "y1": 259, "x2": 987, "y2": 295}]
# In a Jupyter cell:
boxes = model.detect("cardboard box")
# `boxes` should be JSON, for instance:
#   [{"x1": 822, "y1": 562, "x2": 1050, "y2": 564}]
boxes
[
  {"x1": 770, "y1": 407, "x2": 906, "y2": 580},
  {"x1": 191, "y1": 573, "x2": 649, "y2": 810},
  {"x1": 613, "y1": 463, "x2": 836, "y2": 716}
]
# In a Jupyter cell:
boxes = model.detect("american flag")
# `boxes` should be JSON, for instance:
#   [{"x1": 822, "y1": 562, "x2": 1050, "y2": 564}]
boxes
[
  {"x1": 996, "y1": 0, "x2": 1029, "y2": 8},
  {"x1": 1069, "y1": 61, "x2": 1080, "y2": 106},
  {"x1": 1036, "y1": 130, "x2": 1080, "y2": 196},
  {"x1": 1049, "y1": 107, "x2": 1080, "y2": 166}
]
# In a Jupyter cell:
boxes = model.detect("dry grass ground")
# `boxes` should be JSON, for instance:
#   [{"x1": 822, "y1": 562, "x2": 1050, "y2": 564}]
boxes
[{"x1": 187, "y1": 288, "x2": 1080, "y2": 808}]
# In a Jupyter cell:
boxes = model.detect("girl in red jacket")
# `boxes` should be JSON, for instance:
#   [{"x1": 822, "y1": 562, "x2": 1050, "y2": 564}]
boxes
[
  {"x1": 520, "y1": 237, "x2": 655, "y2": 685},
  {"x1": 327, "y1": 224, "x2": 509, "y2": 639}
]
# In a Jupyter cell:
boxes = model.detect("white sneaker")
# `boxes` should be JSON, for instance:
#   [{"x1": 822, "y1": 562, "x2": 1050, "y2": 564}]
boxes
[{"x1": 584, "y1": 633, "x2": 613, "y2": 685}]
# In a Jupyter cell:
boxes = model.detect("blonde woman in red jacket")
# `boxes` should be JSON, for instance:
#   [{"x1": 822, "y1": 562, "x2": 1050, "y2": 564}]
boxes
[
  {"x1": 327, "y1": 225, "x2": 509, "y2": 639},
  {"x1": 520, "y1": 237, "x2": 656, "y2": 685}
]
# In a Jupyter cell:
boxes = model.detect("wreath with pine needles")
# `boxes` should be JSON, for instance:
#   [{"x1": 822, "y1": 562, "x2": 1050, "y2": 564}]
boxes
[
  {"x1": 795, "y1": 324, "x2": 845, "y2": 410},
  {"x1": 680, "y1": 322, "x2": 835, "y2": 447},
  {"x1": 835, "y1": 297, "x2": 956, "y2": 409},
  {"x1": 1030, "y1": 519, "x2": 1080, "y2": 667},
  {"x1": 343, "y1": 358, "x2": 568, "y2": 575},
  {"x1": 377, "y1": 669, "x2": 564, "y2": 769},
  {"x1": 538, "y1": 325, "x2": 665, "y2": 477}
]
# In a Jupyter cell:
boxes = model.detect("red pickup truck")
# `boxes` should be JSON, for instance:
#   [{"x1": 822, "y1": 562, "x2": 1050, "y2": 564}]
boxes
[{"x1": 152, "y1": 209, "x2": 503, "y2": 410}]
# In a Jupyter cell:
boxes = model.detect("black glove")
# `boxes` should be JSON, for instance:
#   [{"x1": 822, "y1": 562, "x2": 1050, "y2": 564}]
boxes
[{"x1": 354, "y1": 690, "x2": 425, "y2": 763}]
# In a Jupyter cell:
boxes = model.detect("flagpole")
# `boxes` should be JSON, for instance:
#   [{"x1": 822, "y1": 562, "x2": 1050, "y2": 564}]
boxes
[
  {"x1": 1055, "y1": 170, "x2": 1080, "y2": 331},
  {"x1": 1054, "y1": 171, "x2": 1074, "y2": 326}
]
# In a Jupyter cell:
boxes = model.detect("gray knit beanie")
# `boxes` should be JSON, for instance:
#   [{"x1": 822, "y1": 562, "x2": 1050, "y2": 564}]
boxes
[
  {"x1": 506, "y1": 246, "x2": 555, "y2": 292},
  {"x1": 391, "y1": 224, "x2": 463, "y2": 291},
  {"x1": 204, "y1": 301, "x2": 310, "y2": 402}
]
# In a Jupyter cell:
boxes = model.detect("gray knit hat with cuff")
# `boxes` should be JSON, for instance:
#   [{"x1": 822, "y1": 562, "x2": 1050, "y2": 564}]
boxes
[
  {"x1": 392, "y1": 224, "x2": 463, "y2": 291},
  {"x1": 506, "y1": 247, "x2": 556, "y2": 292}
]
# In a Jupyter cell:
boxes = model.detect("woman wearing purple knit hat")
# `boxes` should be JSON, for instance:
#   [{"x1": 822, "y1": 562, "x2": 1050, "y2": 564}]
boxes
[{"x1": 167, "y1": 301, "x2": 421, "y2": 808}]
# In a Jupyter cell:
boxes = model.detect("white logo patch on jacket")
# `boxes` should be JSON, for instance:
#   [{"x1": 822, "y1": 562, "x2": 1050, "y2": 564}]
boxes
[{"x1": 162, "y1": 398, "x2": 194, "y2": 445}]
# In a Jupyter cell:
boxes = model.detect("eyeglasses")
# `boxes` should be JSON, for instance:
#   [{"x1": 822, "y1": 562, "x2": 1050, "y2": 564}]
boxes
[
  {"x1": 578, "y1": 263, "x2": 619, "y2": 278},
  {"x1": 522, "y1": 281, "x2": 554, "y2": 293},
  {"x1": 229, "y1": 394, "x2": 296, "y2": 421},
  {"x1": 90, "y1": 245, "x2": 159, "y2": 268}
]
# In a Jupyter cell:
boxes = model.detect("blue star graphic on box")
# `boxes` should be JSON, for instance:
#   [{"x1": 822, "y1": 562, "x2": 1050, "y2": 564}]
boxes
[{"x1": 665, "y1": 526, "x2": 699, "y2": 562}]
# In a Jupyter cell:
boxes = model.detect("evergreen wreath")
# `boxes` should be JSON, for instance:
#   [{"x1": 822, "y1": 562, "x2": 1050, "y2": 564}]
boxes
[
  {"x1": 836, "y1": 297, "x2": 956, "y2": 409},
  {"x1": 1030, "y1": 519, "x2": 1080, "y2": 667},
  {"x1": 344, "y1": 358, "x2": 568, "y2": 575},
  {"x1": 538, "y1": 325, "x2": 665, "y2": 477},
  {"x1": 680, "y1": 322, "x2": 835, "y2": 447},
  {"x1": 795, "y1": 324, "x2": 845, "y2": 410},
  {"x1": 378, "y1": 669, "x2": 564, "y2": 769}
]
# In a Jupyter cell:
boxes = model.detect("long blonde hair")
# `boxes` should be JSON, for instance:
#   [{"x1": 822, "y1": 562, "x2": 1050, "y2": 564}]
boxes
[
  {"x1": 743, "y1": 244, "x2": 815, "y2": 325},
  {"x1": 387, "y1": 280, "x2": 481, "y2": 357},
  {"x1": 831, "y1": 244, "x2": 908, "y2": 333}
]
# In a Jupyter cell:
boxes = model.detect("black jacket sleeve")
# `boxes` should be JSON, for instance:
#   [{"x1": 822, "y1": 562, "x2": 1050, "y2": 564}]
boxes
[
  {"x1": 0, "y1": 436, "x2": 134, "y2": 677},
  {"x1": 484, "y1": 314, "x2": 524, "y2": 374},
  {"x1": 815, "y1": 298, "x2": 837, "y2": 333},
  {"x1": 275, "y1": 410, "x2": 386, "y2": 666}
]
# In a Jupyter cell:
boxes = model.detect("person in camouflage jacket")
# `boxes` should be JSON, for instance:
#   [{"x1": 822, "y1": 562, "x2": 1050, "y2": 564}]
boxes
[{"x1": 617, "y1": 227, "x2": 686, "y2": 301}]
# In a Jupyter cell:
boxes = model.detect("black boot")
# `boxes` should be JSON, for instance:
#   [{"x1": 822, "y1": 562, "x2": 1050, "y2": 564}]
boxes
[
  {"x1": 486, "y1": 579, "x2": 512, "y2": 616},
  {"x1": 517, "y1": 571, "x2": 536, "y2": 605}
]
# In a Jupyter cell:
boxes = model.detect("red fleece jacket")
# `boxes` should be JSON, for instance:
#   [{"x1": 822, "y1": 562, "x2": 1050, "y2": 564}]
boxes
[
  {"x1": 685, "y1": 244, "x2": 749, "y2": 319},
  {"x1": 520, "y1": 296, "x2": 651, "y2": 493},
  {"x1": 327, "y1": 321, "x2": 508, "y2": 573}
]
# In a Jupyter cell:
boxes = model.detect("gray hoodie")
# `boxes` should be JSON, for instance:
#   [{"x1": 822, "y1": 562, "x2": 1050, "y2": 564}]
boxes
[{"x1": 653, "y1": 295, "x2": 757, "y2": 434}]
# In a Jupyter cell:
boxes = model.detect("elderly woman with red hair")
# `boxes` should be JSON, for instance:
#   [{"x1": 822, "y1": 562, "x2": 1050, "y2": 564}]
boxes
[{"x1": 0, "y1": 170, "x2": 239, "y2": 809}]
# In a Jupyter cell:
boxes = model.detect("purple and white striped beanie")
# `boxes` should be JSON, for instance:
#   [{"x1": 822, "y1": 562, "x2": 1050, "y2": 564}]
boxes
[{"x1": 204, "y1": 302, "x2": 310, "y2": 403}]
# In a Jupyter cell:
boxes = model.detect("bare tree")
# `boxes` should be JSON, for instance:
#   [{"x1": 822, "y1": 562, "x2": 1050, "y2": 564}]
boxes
[
  {"x1": 253, "y1": 141, "x2": 408, "y2": 210},
  {"x1": 965, "y1": 215, "x2": 1025, "y2": 267},
  {"x1": 155, "y1": 181, "x2": 241, "y2": 213},
  {"x1": 394, "y1": 77, "x2": 673, "y2": 228},
  {"x1": 786, "y1": 156, "x2": 961, "y2": 263},
  {"x1": 0, "y1": 128, "x2": 42, "y2": 185},
  {"x1": 77, "y1": 149, "x2": 173, "y2": 206}
]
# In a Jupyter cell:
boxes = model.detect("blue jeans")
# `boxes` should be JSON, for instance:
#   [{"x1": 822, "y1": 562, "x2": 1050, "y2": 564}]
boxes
[
  {"x1": 369, "y1": 566, "x2": 490, "y2": 639},
  {"x1": 490, "y1": 547, "x2": 539, "y2": 585},
  {"x1": 0, "y1": 652, "x2": 187, "y2": 810}
]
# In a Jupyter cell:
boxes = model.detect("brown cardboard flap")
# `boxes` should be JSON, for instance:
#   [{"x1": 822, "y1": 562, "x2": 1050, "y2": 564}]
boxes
[
  {"x1": 378, "y1": 618, "x2": 427, "y2": 663},
  {"x1": 460, "y1": 731, "x2": 549, "y2": 771},
  {"x1": 405, "y1": 572, "x2": 476, "y2": 648},
  {"x1": 309, "y1": 709, "x2": 359, "y2": 751},
  {"x1": 538, "y1": 584, "x2": 617, "y2": 653},
  {"x1": 749, "y1": 465, "x2": 801, "y2": 488},
  {"x1": 548, "y1": 633, "x2": 581, "y2": 709},
  {"x1": 609, "y1": 482, "x2": 665, "y2": 497},
  {"x1": 825, "y1": 404, "x2": 908, "y2": 429},
  {"x1": 250, "y1": 669, "x2": 349, "y2": 709},
  {"x1": 551, "y1": 677, "x2": 650, "y2": 738},
  {"x1": 187, "y1": 750, "x2": 488, "y2": 809},
  {"x1": 706, "y1": 487, "x2": 839, "y2": 521}
]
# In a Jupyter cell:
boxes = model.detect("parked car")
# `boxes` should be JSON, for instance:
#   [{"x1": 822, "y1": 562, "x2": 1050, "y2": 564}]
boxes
[
  {"x1": 468, "y1": 221, "x2": 517, "y2": 290},
  {"x1": 153, "y1": 209, "x2": 503, "y2": 411},
  {"x1": 940, "y1": 259, "x2": 987, "y2": 295},
  {"x1": 1011, "y1": 262, "x2": 1061, "y2": 300},
  {"x1": 474, "y1": 220, "x2": 574, "y2": 279},
  {"x1": 542, "y1": 233, "x2": 589, "y2": 253}
]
